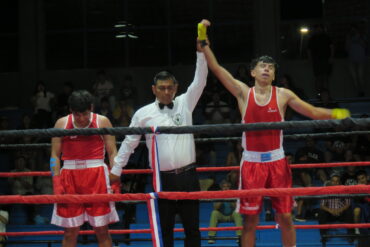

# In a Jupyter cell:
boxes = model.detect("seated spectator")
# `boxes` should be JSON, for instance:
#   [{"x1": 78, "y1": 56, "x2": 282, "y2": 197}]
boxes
[
  {"x1": 324, "y1": 135, "x2": 353, "y2": 176},
  {"x1": 118, "y1": 75, "x2": 137, "y2": 106},
  {"x1": 112, "y1": 99, "x2": 134, "y2": 127},
  {"x1": 8, "y1": 155, "x2": 35, "y2": 224},
  {"x1": 35, "y1": 159, "x2": 53, "y2": 195},
  {"x1": 341, "y1": 166, "x2": 358, "y2": 185},
  {"x1": 318, "y1": 174, "x2": 354, "y2": 241},
  {"x1": 204, "y1": 92, "x2": 231, "y2": 124},
  {"x1": 208, "y1": 180, "x2": 242, "y2": 244},
  {"x1": 223, "y1": 141, "x2": 241, "y2": 192},
  {"x1": 225, "y1": 141, "x2": 242, "y2": 167},
  {"x1": 55, "y1": 81, "x2": 74, "y2": 118},
  {"x1": 31, "y1": 81, "x2": 55, "y2": 128},
  {"x1": 0, "y1": 203, "x2": 8, "y2": 247},
  {"x1": 197, "y1": 141, "x2": 216, "y2": 191},
  {"x1": 92, "y1": 70, "x2": 115, "y2": 111},
  {"x1": 353, "y1": 133, "x2": 370, "y2": 161},
  {"x1": 295, "y1": 137, "x2": 327, "y2": 185},
  {"x1": 314, "y1": 88, "x2": 338, "y2": 109},
  {"x1": 293, "y1": 138, "x2": 327, "y2": 222},
  {"x1": 353, "y1": 170, "x2": 370, "y2": 235},
  {"x1": 95, "y1": 96, "x2": 114, "y2": 121}
]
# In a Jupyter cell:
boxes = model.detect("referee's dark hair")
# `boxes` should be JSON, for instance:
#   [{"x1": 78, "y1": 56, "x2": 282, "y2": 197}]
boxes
[{"x1": 153, "y1": 71, "x2": 178, "y2": 85}]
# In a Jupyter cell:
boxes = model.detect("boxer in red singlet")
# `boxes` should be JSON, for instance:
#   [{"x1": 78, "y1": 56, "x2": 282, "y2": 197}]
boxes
[
  {"x1": 198, "y1": 20, "x2": 350, "y2": 247},
  {"x1": 50, "y1": 90, "x2": 119, "y2": 247}
]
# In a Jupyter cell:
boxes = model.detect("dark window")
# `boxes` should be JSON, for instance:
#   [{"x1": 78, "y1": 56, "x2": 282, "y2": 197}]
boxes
[
  {"x1": 87, "y1": 31, "x2": 125, "y2": 68},
  {"x1": 0, "y1": 0, "x2": 18, "y2": 72},
  {"x1": 281, "y1": 0, "x2": 323, "y2": 20},
  {"x1": 45, "y1": 0, "x2": 84, "y2": 30},
  {"x1": 45, "y1": 33, "x2": 84, "y2": 69},
  {"x1": 129, "y1": 29, "x2": 168, "y2": 66}
]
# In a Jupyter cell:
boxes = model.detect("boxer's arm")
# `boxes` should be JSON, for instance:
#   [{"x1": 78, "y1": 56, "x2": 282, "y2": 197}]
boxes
[
  {"x1": 99, "y1": 115, "x2": 117, "y2": 170},
  {"x1": 51, "y1": 117, "x2": 65, "y2": 194},
  {"x1": 284, "y1": 88, "x2": 350, "y2": 120},
  {"x1": 111, "y1": 112, "x2": 142, "y2": 178},
  {"x1": 199, "y1": 19, "x2": 249, "y2": 105}
]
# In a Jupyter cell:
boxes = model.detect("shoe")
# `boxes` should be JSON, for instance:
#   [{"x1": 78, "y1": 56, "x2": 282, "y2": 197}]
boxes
[
  {"x1": 294, "y1": 214, "x2": 306, "y2": 222},
  {"x1": 208, "y1": 237, "x2": 215, "y2": 244}
]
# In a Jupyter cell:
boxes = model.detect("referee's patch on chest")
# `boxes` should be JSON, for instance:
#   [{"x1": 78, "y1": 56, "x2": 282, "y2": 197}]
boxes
[{"x1": 172, "y1": 113, "x2": 183, "y2": 126}]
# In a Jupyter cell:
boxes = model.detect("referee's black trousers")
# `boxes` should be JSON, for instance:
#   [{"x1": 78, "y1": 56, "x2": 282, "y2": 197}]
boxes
[{"x1": 158, "y1": 166, "x2": 201, "y2": 247}]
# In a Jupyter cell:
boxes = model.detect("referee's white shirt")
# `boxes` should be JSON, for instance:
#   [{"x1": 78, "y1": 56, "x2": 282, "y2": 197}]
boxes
[{"x1": 111, "y1": 52, "x2": 208, "y2": 176}]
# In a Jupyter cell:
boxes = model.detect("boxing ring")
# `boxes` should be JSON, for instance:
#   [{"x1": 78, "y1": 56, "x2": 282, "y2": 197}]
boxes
[{"x1": 1, "y1": 118, "x2": 370, "y2": 246}]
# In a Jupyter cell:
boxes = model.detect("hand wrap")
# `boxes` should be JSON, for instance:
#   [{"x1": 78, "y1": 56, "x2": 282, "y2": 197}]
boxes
[
  {"x1": 197, "y1": 23, "x2": 207, "y2": 41},
  {"x1": 52, "y1": 175, "x2": 64, "y2": 195},
  {"x1": 331, "y1": 108, "x2": 350, "y2": 119},
  {"x1": 111, "y1": 181, "x2": 121, "y2": 194}
]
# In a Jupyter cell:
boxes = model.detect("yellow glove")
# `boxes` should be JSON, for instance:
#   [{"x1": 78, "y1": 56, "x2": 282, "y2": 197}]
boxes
[
  {"x1": 331, "y1": 108, "x2": 350, "y2": 119},
  {"x1": 197, "y1": 23, "x2": 207, "y2": 41}
]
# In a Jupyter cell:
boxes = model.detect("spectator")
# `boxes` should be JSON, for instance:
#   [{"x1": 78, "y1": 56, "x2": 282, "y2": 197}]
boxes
[
  {"x1": 208, "y1": 180, "x2": 243, "y2": 244},
  {"x1": 95, "y1": 96, "x2": 114, "y2": 121},
  {"x1": 204, "y1": 92, "x2": 231, "y2": 124},
  {"x1": 92, "y1": 70, "x2": 115, "y2": 111},
  {"x1": 35, "y1": 158, "x2": 53, "y2": 195},
  {"x1": 295, "y1": 137, "x2": 327, "y2": 186},
  {"x1": 234, "y1": 63, "x2": 252, "y2": 87},
  {"x1": 341, "y1": 166, "x2": 358, "y2": 185},
  {"x1": 314, "y1": 88, "x2": 338, "y2": 109},
  {"x1": 307, "y1": 24, "x2": 334, "y2": 96},
  {"x1": 17, "y1": 113, "x2": 35, "y2": 130},
  {"x1": 118, "y1": 75, "x2": 137, "y2": 106},
  {"x1": 276, "y1": 74, "x2": 306, "y2": 100},
  {"x1": 324, "y1": 125, "x2": 354, "y2": 175},
  {"x1": 0, "y1": 203, "x2": 9, "y2": 247},
  {"x1": 16, "y1": 113, "x2": 39, "y2": 170},
  {"x1": 318, "y1": 174, "x2": 354, "y2": 241},
  {"x1": 225, "y1": 141, "x2": 242, "y2": 167},
  {"x1": 31, "y1": 81, "x2": 55, "y2": 128},
  {"x1": 112, "y1": 99, "x2": 134, "y2": 127},
  {"x1": 353, "y1": 170, "x2": 370, "y2": 235},
  {"x1": 8, "y1": 155, "x2": 35, "y2": 224},
  {"x1": 55, "y1": 82, "x2": 74, "y2": 118},
  {"x1": 346, "y1": 23, "x2": 368, "y2": 97},
  {"x1": 0, "y1": 117, "x2": 15, "y2": 144},
  {"x1": 197, "y1": 141, "x2": 216, "y2": 191},
  {"x1": 353, "y1": 132, "x2": 370, "y2": 161}
]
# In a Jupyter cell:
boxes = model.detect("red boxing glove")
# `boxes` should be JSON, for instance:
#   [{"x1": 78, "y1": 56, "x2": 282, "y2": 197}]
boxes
[
  {"x1": 53, "y1": 175, "x2": 65, "y2": 195},
  {"x1": 111, "y1": 181, "x2": 121, "y2": 194}
]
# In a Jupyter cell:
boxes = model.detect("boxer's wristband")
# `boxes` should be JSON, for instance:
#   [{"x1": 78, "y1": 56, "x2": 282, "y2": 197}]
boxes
[
  {"x1": 50, "y1": 157, "x2": 56, "y2": 176},
  {"x1": 331, "y1": 108, "x2": 350, "y2": 119},
  {"x1": 197, "y1": 23, "x2": 207, "y2": 41}
]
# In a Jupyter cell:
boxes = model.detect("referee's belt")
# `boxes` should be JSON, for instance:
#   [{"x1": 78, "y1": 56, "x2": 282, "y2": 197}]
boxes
[{"x1": 161, "y1": 164, "x2": 195, "y2": 175}]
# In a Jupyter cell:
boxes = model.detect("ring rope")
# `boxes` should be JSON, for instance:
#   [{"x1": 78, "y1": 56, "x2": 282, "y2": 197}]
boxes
[
  {"x1": 0, "y1": 118, "x2": 369, "y2": 138},
  {"x1": 1, "y1": 223, "x2": 370, "y2": 237},
  {"x1": 0, "y1": 185, "x2": 369, "y2": 204},
  {"x1": 2, "y1": 161, "x2": 370, "y2": 177},
  {"x1": 2, "y1": 130, "x2": 370, "y2": 149}
]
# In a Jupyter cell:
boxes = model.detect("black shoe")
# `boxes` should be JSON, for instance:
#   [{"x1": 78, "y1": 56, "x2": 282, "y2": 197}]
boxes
[
  {"x1": 294, "y1": 214, "x2": 306, "y2": 222},
  {"x1": 265, "y1": 212, "x2": 273, "y2": 221},
  {"x1": 208, "y1": 236, "x2": 215, "y2": 244}
]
